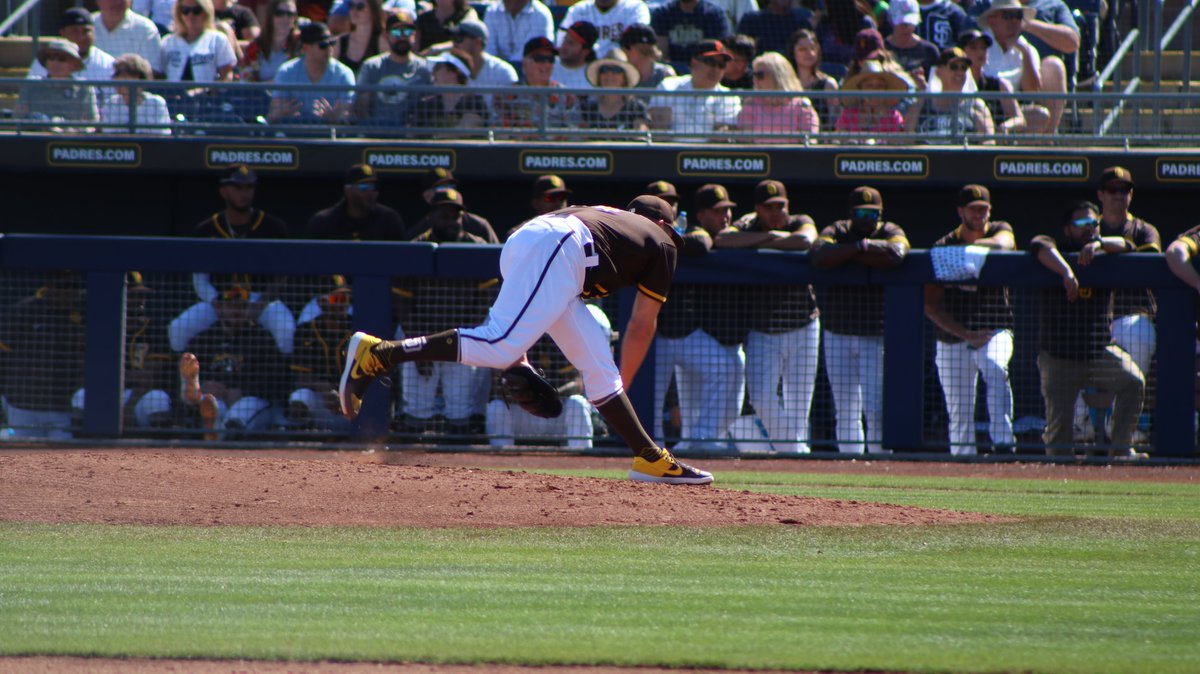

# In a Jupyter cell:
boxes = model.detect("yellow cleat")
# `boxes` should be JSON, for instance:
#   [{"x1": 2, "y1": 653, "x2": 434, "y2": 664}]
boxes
[
  {"x1": 629, "y1": 451, "x2": 714, "y2": 485},
  {"x1": 338, "y1": 332, "x2": 385, "y2": 421}
]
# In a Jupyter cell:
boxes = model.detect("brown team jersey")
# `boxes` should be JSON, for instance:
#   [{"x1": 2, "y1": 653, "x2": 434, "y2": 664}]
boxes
[
  {"x1": 555, "y1": 206, "x2": 679, "y2": 303},
  {"x1": 1029, "y1": 233, "x2": 1114, "y2": 360},
  {"x1": 815, "y1": 219, "x2": 909, "y2": 337},
  {"x1": 730, "y1": 212, "x2": 819, "y2": 334},
  {"x1": 1172, "y1": 224, "x2": 1200, "y2": 338},
  {"x1": 1101, "y1": 213, "x2": 1160, "y2": 318},
  {"x1": 930, "y1": 221, "x2": 1015, "y2": 344}
]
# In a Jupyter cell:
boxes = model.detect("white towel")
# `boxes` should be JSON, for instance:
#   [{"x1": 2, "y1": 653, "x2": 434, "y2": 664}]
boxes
[{"x1": 931, "y1": 244, "x2": 991, "y2": 281}]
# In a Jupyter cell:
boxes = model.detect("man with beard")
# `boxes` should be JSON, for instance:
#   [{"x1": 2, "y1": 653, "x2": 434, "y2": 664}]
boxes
[
  {"x1": 551, "y1": 21, "x2": 598, "y2": 90},
  {"x1": 355, "y1": 10, "x2": 431, "y2": 127},
  {"x1": 304, "y1": 164, "x2": 407, "y2": 240},
  {"x1": 811, "y1": 186, "x2": 910, "y2": 454},
  {"x1": 924, "y1": 184, "x2": 1017, "y2": 456}
]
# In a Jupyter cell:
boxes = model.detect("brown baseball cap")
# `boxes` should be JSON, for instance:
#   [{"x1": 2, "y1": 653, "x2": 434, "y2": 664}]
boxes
[
  {"x1": 431, "y1": 187, "x2": 465, "y2": 209},
  {"x1": 696, "y1": 184, "x2": 736, "y2": 210},
  {"x1": 628, "y1": 195, "x2": 676, "y2": 227},
  {"x1": 1099, "y1": 165, "x2": 1134, "y2": 188},
  {"x1": 346, "y1": 163, "x2": 377, "y2": 184},
  {"x1": 644, "y1": 180, "x2": 679, "y2": 204},
  {"x1": 849, "y1": 186, "x2": 884, "y2": 210},
  {"x1": 532, "y1": 174, "x2": 571, "y2": 198},
  {"x1": 220, "y1": 163, "x2": 257, "y2": 185},
  {"x1": 957, "y1": 184, "x2": 990, "y2": 207},
  {"x1": 754, "y1": 179, "x2": 788, "y2": 205},
  {"x1": 422, "y1": 167, "x2": 456, "y2": 191}
]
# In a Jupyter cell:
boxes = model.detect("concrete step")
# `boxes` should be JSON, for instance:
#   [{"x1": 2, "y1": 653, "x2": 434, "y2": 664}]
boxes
[
  {"x1": 1125, "y1": 51, "x2": 1200, "y2": 81},
  {"x1": 1073, "y1": 107, "x2": 1200, "y2": 135},
  {"x1": 0, "y1": 37, "x2": 34, "y2": 69}
]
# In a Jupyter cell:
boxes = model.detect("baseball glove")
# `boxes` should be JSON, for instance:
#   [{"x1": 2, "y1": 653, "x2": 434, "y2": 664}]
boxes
[{"x1": 501, "y1": 364, "x2": 564, "y2": 419}]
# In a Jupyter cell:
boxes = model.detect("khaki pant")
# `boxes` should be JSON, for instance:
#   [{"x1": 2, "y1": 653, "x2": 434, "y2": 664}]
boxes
[{"x1": 1038, "y1": 346, "x2": 1144, "y2": 455}]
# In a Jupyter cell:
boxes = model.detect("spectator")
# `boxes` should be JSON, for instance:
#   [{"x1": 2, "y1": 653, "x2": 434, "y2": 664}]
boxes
[
  {"x1": 979, "y1": 0, "x2": 1076, "y2": 133},
  {"x1": 788, "y1": 28, "x2": 838, "y2": 131},
  {"x1": 619, "y1": 25, "x2": 675, "y2": 90},
  {"x1": 834, "y1": 59, "x2": 907, "y2": 139},
  {"x1": 579, "y1": 55, "x2": 649, "y2": 134},
  {"x1": 735, "y1": 50, "x2": 819, "y2": 141},
  {"x1": 402, "y1": 188, "x2": 497, "y2": 435},
  {"x1": 72, "y1": 272, "x2": 172, "y2": 431},
  {"x1": 815, "y1": 0, "x2": 875, "y2": 69},
  {"x1": 912, "y1": 0, "x2": 970, "y2": 51},
  {"x1": 133, "y1": 0, "x2": 177, "y2": 35},
  {"x1": 175, "y1": 277, "x2": 290, "y2": 438},
  {"x1": 643, "y1": 180, "x2": 682, "y2": 219},
  {"x1": 558, "y1": 0, "x2": 650, "y2": 59},
  {"x1": 414, "y1": 0, "x2": 479, "y2": 53},
  {"x1": 27, "y1": 8, "x2": 116, "y2": 84},
  {"x1": 305, "y1": 164, "x2": 408, "y2": 239},
  {"x1": 1069, "y1": 166, "x2": 1160, "y2": 442},
  {"x1": 719, "y1": 33, "x2": 756, "y2": 89},
  {"x1": 884, "y1": 0, "x2": 939, "y2": 83},
  {"x1": 170, "y1": 164, "x2": 295, "y2": 355},
  {"x1": 552, "y1": 21, "x2": 599, "y2": 90},
  {"x1": 924, "y1": 184, "x2": 1017, "y2": 455},
  {"x1": 408, "y1": 169, "x2": 500, "y2": 242},
  {"x1": 905, "y1": 46, "x2": 995, "y2": 140},
  {"x1": 1029, "y1": 200, "x2": 1145, "y2": 460},
  {"x1": 483, "y1": 0, "x2": 555, "y2": 64},
  {"x1": 214, "y1": 0, "x2": 262, "y2": 54},
  {"x1": 269, "y1": 22, "x2": 356, "y2": 124},
  {"x1": 405, "y1": 48, "x2": 489, "y2": 131},
  {"x1": 0, "y1": 272, "x2": 87, "y2": 440},
  {"x1": 160, "y1": 0, "x2": 238, "y2": 82},
  {"x1": 958, "y1": 27, "x2": 1028, "y2": 134},
  {"x1": 93, "y1": 0, "x2": 163, "y2": 72},
  {"x1": 735, "y1": 0, "x2": 814, "y2": 57},
  {"x1": 354, "y1": 10, "x2": 431, "y2": 127},
  {"x1": 648, "y1": 39, "x2": 742, "y2": 141},
  {"x1": 17, "y1": 39, "x2": 99, "y2": 129},
  {"x1": 334, "y1": 0, "x2": 390, "y2": 73},
  {"x1": 1164, "y1": 225, "x2": 1200, "y2": 355},
  {"x1": 498, "y1": 37, "x2": 580, "y2": 131},
  {"x1": 99, "y1": 52, "x2": 172, "y2": 134},
  {"x1": 707, "y1": 0, "x2": 756, "y2": 35},
  {"x1": 810, "y1": 186, "x2": 910, "y2": 454},
  {"x1": 530, "y1": 174, "x2": 571, "y2": 216},
  {"x1": 716, "y1": 179, "x2": 820, "y2": 453},
  {"x1": 449, "y1": 20, "x2": 518, "y2": 89},
  {"x1": 650, "y1": 0, "x2": 730, "y2": 65},
  {"x1": 486, "y1": 305, "x2": 612, "y2": 449},
  {"x1": 650, "y1": 183, "x2": 745, "y2": 453},
  {"x1": 328, "y1": 0, "x2": 418, "y2": 34},
  {"x1": 843, "y1": 27, "x2": 911, "y2": 86},
  {"x1": 239, "y1": 0, "x2": 301, "y2": 82},
  {"x1": 287, "y1": 276, "x2": 355, "y2": 432}
]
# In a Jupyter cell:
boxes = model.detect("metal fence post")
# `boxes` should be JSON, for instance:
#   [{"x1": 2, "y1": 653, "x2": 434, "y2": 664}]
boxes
[{"x1": 82, "y1": 270, "x2": 127, "y2": 437}]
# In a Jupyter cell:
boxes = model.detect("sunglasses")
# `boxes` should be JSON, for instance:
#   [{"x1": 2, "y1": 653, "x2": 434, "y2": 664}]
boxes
[
  {"x1": 1071, "y1": 217, "x2": 1099, "y2": 228},
  {"x1": 1104, "y1": 185, "x2": 1132, "y2": 195},
  {"x1": 528, "y1": 53, "x2": 555, "y2": 64},
  {"x1": 451, "y1": 34, "x2": 470, "y2": 42},
  {"x1": 852, "y1": 208, "x2": 881, "y2": 220},
  {"x1": 275, "y1": 9, "x2": 297, "y2": 16},
  {"x1": 389, "y1": 26, "x2": 415, "y2": 37},
  {"x1": 597, "y1": 64, "x2": 625, "y2": 75},
  {"x1": 998, "y1": 9, "x2": 1024, "y2": 20},
  {"x1": 179, "y1": 5, "x2": 204, "y2": 15},
  {"x1": 946, "y1": 62, "x2": 968, "y2": 72},
  {"x1": 540, "y1": 192, "x2": 566, "y2": 202},
  {"x1": 351, "y1": 182, "x2": 377, "y2": 192},
  {"x1": 326, "y1": 290, "x2": 351, "y2": 305},
  {"x1": 697, "y1": 56, "x2": 726, "y2": 68},
  {"x1": 350, "y1": 2, "x2": 367, "y2": 9},
  {"x1": 45, "y1": 53, "x2": 73, "y2": 62},
  {"x1": 752, "y1": 70, "x2": 769, "y2": 79}
]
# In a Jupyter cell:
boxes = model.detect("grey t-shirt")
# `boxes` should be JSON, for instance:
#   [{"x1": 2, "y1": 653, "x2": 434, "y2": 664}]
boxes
[{"x1": 356, "y1": 53, "x2": 432, "y2": 125}]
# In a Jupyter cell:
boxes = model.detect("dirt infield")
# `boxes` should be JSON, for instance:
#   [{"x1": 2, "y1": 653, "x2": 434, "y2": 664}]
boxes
[{"x1": 2, "y1": 448, "x2": 1194, "y2": 674}]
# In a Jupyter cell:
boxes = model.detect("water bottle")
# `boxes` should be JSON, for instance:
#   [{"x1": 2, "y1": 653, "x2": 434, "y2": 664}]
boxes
[{"x1": 674, "y1": 210, "x2": 688, "y2": 234}]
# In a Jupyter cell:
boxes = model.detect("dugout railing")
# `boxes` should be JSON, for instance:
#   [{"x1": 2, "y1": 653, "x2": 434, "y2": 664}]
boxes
[{"x1": 0, "y1": 234, "x2": 1194, "y2": 458}]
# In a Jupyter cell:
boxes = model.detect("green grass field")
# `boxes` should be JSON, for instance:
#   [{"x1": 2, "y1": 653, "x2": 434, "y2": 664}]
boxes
[{"x1": 2, "y1": 467, "x2": 1198, "y2": 673}]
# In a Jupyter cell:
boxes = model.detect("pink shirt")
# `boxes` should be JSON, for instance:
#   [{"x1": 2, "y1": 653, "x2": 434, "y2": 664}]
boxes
[
  {"x1": 834, "y1": 106, "x2": 905, "y2": 134},
  {"x1": 736, "y1": 96, "x2": 820, "y2": 142}
]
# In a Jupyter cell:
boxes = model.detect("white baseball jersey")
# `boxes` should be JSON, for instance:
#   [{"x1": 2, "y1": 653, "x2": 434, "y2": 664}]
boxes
[
  {"x1": 92, "y1": 10, "x2": 163, "y2": 69},
  {"x1": 160, "y1": 29, "x2": 237, "y2": 82},
  {"x1": 557, "y1": 0, "x2": 651, "y2": 59}
]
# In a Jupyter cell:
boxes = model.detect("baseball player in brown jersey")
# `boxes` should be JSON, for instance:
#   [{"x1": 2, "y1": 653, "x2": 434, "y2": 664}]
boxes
[
  {"x1": 339, "y1": 196, "x2": 714, "y2": 484},
  {"x1": 811, "y1": 186, "x2": 910, "y2": 454},
  {"x1": 924, "y1": 185, "x2": 1016, "y2": 455}
]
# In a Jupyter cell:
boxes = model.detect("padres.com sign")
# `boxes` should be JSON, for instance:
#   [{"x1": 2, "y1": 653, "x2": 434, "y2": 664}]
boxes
[
  {"x1": 363, "y1": 148, "x2": 455, "y2": 172},
  {"x1": 519, "y1": 150, "x2": 613, "y2": 175},
  {"x1": 676, "y1": 152, "x2": 769, "y2": 177},
  {"x1": 205, "y1": 144, "x2": 299, "y2": 169},
  {"x1": 47, "y1": 141, "x2": 141, "y2": 168}
]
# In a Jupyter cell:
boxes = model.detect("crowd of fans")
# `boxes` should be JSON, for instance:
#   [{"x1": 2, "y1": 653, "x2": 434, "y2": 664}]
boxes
[{"x1": 11, "y1": 0, "x2": 1127, "y2": 138}]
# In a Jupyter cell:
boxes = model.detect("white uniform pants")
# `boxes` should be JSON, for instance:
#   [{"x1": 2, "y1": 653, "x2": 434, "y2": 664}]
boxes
[
  {"x1": 71, "y1": 388, "x2": 172, "y2": 428},
  {"x1": 459, "y1": 214, "x2": 621, "y2": 404},
  {"x1": 652, "y1": 330, "x2": 744, "y2": 447},
  {"x1": 1, "y1": 397, "x2": 72, "y2": 439},
  {"x1": 486, "y1": 394, "x2": 593, "y2": 448},
  {"x1": 401, "y1": 361, "x2": 478, "y2": 422},
  {"x1": 288, "y1": 388, "x2": 353, "y2": 431},
  {"x1": 934, "y1": 329, "x2": 1015, "y2": 455},
  {"x1": 823, "y1": 331, "x2": 884, "y2": 453},
  {"x1": 745, "y1": 320, "x2": 820, "y2": 454},
  {"x1": 168, "y1": 298, "x2": 297, "y2": 354}
]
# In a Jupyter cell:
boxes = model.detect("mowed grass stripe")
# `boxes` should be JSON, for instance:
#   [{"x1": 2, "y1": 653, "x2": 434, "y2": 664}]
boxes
[{"x1": 1, "y1": 522, "x2": 1198, "y2": 673}]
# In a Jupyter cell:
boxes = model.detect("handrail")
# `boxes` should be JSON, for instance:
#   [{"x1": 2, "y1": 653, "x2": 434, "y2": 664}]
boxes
[{"x1": 0, "y1": 0, "x2": 42, "y2": 37}]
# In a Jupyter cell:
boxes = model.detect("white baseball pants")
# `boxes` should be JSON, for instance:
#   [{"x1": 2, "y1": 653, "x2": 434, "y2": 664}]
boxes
[
  {"x1": 934, "y1": 329, "x2": 1015, "y2": 455},
  {"x1": 652, "y1": 330, "x2": 744, "y2": 446},
  {"x1": 745, "y1": 320, "x2": 820, "y2": 454},
  {"x1": 486, "y1": 394, "x2": 594, "y2": 448},
  {"x1": 823, "y1": 331, "x2": 884, "y2": 453}
]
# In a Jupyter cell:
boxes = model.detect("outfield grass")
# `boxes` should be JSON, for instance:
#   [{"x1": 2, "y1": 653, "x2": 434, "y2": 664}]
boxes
[{"x1": 1, "y1": 468, "x2": 1198, "y2": 673}]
